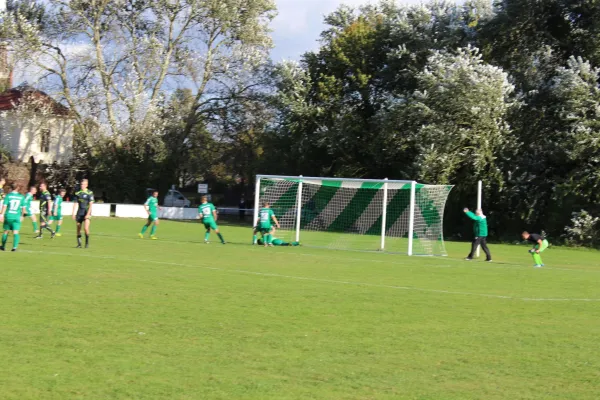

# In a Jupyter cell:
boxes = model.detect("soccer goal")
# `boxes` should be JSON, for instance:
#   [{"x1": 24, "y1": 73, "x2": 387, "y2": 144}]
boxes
[{"x1": 253, "y1": 175, "x2": 454, "y2": 256}]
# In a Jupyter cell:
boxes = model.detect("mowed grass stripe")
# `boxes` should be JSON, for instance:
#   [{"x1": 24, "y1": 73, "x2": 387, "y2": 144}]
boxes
[
  {"x1": 1, "y1": 218, "x2": 600, "y2": 399},
  {"x1": 17, "y1": 244, "x2": 600, "y2": 302}
]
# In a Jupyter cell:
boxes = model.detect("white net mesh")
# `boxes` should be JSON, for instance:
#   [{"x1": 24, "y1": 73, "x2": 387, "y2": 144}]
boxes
[{"x1": 256, "y1": 177, "x2": 453, "y2": 255}]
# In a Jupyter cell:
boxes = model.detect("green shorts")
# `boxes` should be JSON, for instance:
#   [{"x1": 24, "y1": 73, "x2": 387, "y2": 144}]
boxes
[
  {"x1": 3, "y1": 219, "x2": 21, "y2": 231},
  {"x1": 50, "y1": 214, "x2": 63, "y2": 222},
  {"x1": 148, "y1": 214, "x2": 158, "y2": 223},
  {"x1": 24, "y1": 208, "x2": 33, "y2": 217},
  {"x1": 203, "y1": 220, "x2": 218, "y2": 231},
  {"x1": 534, "y1": 239, "x2": 549, "y2": 252},
  {"x1": 258, "y1": 226, "x2": 273, "y2": 234}
]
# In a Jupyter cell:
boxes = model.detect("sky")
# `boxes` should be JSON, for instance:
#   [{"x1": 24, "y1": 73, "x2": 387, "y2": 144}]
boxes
[{"x1": 270, "y1": 0, "x2": 421, "y2": 61}]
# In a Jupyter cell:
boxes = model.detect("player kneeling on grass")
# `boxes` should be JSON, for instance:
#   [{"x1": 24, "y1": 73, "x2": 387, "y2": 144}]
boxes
[
  {"x1": 23, "y1": 186, "x2": 38, "y2": 233},
  {"x1": 522, "y1": 231, "x2": 549, "y2": 268},
  {"x1": 0, "y1": 183, "x2": 26, "y2": 251},
  {"x1": 50, "y1": 188, "x2": 66, "y2": 236},
  {"x1": 139, "y1": 190, "x2": 161, "y2": 240},
  {"x1": 254, "y1": 202, "x2": 280, "y2": 247},
  {"x1": 198, "y1": 196, "x2": 225, "y2": 244}
]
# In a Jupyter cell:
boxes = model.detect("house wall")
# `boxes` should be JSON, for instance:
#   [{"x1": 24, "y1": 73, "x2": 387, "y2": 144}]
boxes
[{"x1": 0, "y1": 113, "x2": 74, "y2": 163}]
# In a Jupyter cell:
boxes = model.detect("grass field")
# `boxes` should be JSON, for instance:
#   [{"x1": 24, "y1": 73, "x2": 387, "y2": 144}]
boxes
[{"x1": 1, "y1": 218, "x2": 599, "y2": 400}]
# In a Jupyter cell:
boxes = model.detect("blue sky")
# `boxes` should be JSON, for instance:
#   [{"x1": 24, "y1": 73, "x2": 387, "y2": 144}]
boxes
[{"x1": 270, "y1": 0, "x2": 421, "y2": 61}]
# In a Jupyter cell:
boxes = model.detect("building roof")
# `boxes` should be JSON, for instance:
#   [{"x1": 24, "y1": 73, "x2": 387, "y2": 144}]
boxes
[{"x1": 0, "y1": 85, "x2": 71, "y2": 116}]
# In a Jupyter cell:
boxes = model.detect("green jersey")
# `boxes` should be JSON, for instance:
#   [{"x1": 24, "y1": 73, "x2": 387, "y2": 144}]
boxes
[
  {"x1": 258, "y1": 207, "x2": 275, "y2": 229},
  {"x1": 24, "y1": 193, "x2": 34, "y2": 210},
  {"x1": 465, "y1": 211, "x2": 488, "y2": 237},
  {"x1": 199, "y1": 202, "x2": 216, "y2": 222},
  {"x1": 145, "y1": 196, "x2": 159, "y2": 215},
  {"x1": 3, "y1": 192, "x2": 25, "y2": 220},
  {"x1": 53, "y1": 195, "x2": 63, "y2": 215}
]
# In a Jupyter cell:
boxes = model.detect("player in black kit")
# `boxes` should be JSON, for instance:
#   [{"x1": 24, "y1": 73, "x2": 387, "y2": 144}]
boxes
[{"x1": 72, "y1": 179, "x2": 94, "y2": 248}]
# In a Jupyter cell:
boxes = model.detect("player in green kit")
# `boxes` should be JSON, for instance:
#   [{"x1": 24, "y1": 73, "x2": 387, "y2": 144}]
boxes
[
  {"x1": 50, "y1": 188, "x2": 66, "y2": 236},
  {"x1": 139, "y1": 190, "x2": 160, "y2": 239},
  {"x1": 72, "y1": 179, "x2": 94, "y2": 248},
  {"x1": 198, "y1": 195, "x2": 225, "y2": 244},
  {"x1": 23, "y1": 186, "x2": 39, "y2": 234},
  {"x1": 256, "y1": 237, "x2": 299, "y2": 246},
  {"x1": 0, "y1": 183, "x2": 26, "y2": 251},
  {"x1": 254, "y1": 202, "x2": 280, "y2": 247},
  {"x1": 36, "y1": 182, "x2": 56, "y2": 239}
]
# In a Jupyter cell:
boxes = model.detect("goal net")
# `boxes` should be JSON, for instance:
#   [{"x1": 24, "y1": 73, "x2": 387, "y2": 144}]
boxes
[{"x1": 253, "y1": 175, "x2": 453, "y2": 255}]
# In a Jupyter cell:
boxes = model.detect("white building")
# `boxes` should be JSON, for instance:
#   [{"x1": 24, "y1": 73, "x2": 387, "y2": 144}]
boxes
[{"x1": 0, "y1": 86, "x2": 74, "y2": 164}]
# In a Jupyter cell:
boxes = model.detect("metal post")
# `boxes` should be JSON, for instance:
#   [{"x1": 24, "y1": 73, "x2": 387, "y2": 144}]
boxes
[
  {"x1": 380, "y1": 178, "x2": 388, "y2": 250},
  {"x1": 295, "y1": 175, "x2": 303, "y2": 243},
  {"x1": 476, "y1": 180, "x2": 482, "y2": 258},
  {"x1": 407, "y1": 180, "x2": 416, "y2": 256},
  {"x1": 253, "y1": 177, "x2": 261, "y2": 229}
]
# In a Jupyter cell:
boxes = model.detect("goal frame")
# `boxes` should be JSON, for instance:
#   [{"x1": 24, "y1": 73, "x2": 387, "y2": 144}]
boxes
[{"x1": 254, "y1": 174, "x2": 424, "y2": 255}]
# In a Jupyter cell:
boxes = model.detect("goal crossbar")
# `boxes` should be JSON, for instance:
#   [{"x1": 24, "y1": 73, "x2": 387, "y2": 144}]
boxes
[{"x1": 256, "y1": 174, "x2": 413, "y2": 184}]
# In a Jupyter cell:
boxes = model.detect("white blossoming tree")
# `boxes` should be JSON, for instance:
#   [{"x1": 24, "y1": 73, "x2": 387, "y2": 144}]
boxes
[{"x1": 409, "y1": 46, "x2": 514, "y2": 187}]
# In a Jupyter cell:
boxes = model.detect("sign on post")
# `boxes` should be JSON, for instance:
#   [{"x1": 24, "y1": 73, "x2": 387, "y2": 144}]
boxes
[{"x1": 197, "y1": 184, "x2": 208, "y2": 194}]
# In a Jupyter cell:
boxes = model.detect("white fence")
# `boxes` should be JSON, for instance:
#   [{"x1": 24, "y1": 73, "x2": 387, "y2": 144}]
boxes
[
  {"x1": 30, "y1": 201, "x2": 111, "y2": 217},
  {"x1": 27, "y1": 202, "x2": 252, "y2": 220},
  {"x1": 114, "y1": 205, "x2": 254, "y2": 220}
]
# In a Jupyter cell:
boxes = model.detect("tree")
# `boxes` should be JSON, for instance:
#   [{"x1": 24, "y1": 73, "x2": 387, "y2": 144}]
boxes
[
  {"x1": 408, "y1": 46, "x2": 514, "y2": 187},
  {"x1": 3, "y1": 0, "x2": 274, "y2": 134},
  {"x1": 481, "y1": 0, "x2": 600, "y2": 89},
  {"x1": 1, "y1": 0, "x2": 276, "y2": 197},
  {"x1": 504, "y1": 55, "x2": 600, "y2": 233},
  {"x1": 270, "y1": 1, "x2": 493, "y2": 178}
]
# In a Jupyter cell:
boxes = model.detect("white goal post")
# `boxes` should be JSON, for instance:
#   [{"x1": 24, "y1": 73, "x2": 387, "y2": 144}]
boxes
[{"x1": 254, "y1": 175, "x2": 453, "y2": 256}]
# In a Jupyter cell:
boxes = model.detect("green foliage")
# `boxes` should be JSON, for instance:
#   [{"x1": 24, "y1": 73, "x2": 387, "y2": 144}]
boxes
[{"x1": 564, "y1": 210, "x2": 599, "y2": 247}]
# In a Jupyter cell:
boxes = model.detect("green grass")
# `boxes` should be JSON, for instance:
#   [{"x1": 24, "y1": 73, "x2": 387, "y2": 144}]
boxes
[{"x1": 1, "y1": 218, "x2": 599, "y2": 399}]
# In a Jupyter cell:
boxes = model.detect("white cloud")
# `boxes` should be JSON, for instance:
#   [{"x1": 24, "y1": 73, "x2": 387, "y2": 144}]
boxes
[{"x1": 270, "y1": 0, "x2": 423, "y2": 61}]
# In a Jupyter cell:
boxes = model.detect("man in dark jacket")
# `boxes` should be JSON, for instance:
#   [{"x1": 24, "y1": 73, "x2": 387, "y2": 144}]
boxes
[{"x1": 464, "y1": 208, "x2": 492, "y2": 262}]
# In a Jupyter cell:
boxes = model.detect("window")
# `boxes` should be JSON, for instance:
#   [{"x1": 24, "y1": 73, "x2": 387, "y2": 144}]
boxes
[{"x1": 40, "y1": 129, "x2": 50, "y2": 153}]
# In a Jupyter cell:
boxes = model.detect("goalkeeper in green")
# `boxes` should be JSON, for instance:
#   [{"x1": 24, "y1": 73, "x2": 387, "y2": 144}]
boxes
[
  {"x1": 198, "y1": 196, "x2": 225, "y2": 244},
  {"x1": 139, "y1": 190, "x2": 160, "y2": 239},
  {"x1": 522, "y1": 231, "x2": 549, "y2": 267},
  {"x1": 254, "y1": 202, "x2": 280, "y2": 246}
]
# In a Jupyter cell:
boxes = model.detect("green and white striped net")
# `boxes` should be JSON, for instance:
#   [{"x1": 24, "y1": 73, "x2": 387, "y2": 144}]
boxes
[{"x1": 257, "y1": 177, "x2": 453, "y2": 255}]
